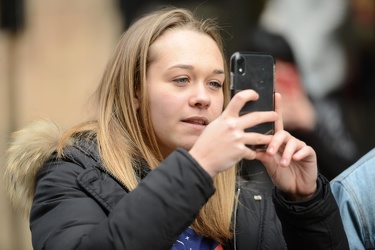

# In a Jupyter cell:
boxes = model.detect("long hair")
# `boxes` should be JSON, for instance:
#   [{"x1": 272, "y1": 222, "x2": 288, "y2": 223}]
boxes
[{"x1": 58, "y1": 7, "x2": 235, "y2": 244}]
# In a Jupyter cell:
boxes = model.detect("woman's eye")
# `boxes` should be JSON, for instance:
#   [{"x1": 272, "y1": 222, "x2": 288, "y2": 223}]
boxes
[
  {"x1": 208, "y1": 81, "x2": 223, "y2": 89},
  {"x1": 173, "y1": 77, "x2": 189, "y2": 84}
]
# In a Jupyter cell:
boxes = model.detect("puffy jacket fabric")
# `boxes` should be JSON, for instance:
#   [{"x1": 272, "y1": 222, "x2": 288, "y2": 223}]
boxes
[{"x1": 30, "y1": 138, "x2": 349, "y2": 250}]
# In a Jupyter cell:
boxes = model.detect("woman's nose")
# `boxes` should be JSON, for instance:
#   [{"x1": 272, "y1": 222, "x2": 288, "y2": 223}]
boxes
[{"x1": 189, "y1": 85, "x2": 211, "y2": 109}]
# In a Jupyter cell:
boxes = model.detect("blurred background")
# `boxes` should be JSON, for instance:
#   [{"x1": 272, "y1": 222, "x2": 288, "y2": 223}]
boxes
[{"x1": 0, "y1": 0, "x2": 373, "y2": 249}]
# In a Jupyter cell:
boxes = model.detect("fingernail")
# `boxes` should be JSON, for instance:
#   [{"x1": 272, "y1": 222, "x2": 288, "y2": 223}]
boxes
[{"x1": 281, "y1": 158, "x2": 288, "y2": 166}]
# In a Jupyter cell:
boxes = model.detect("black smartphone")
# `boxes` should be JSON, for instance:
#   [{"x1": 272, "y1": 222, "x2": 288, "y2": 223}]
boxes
[{"x1": 230, "y1": 51, "x2": 275, "y2": 150}]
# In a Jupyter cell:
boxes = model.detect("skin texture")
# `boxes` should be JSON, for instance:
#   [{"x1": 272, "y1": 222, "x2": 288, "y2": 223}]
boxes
[
  {"x1": 144, "y1": 28, "x2": 317, "y2": 200},
  {"x1": 146, "y1": 29, "x2": 225, "y2": 158}
]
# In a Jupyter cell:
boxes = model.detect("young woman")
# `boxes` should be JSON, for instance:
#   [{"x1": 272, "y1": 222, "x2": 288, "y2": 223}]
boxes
[{"x1": 5, "y1": 7, "x2": 348, "y2": 250}]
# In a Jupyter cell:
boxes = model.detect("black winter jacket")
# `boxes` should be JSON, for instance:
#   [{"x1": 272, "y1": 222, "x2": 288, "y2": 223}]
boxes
[{"x1": 27, "y1": 138, "x2": 349, "y2": 250}]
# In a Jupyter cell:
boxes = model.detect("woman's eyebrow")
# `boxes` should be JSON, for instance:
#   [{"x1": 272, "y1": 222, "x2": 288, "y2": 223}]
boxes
[
  {"x1": 168, "y1": 64, "x2": 224, "y2": 75},
  {"x1": 213, "y1": 69, "x2": 225, "y2": 75},
  {"x1": 168, "y1": 64, "x2": 194, "y2": 70}
]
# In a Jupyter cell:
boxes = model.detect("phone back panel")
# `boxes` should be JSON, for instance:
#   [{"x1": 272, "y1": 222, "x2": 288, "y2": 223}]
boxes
[{"x1": 230, "y1": 52, "x2": 275, "y2": 136}]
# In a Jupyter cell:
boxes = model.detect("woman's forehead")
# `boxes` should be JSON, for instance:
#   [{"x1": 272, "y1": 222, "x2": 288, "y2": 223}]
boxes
[{"x1": 149, "y1": 29, "x2": 223, "y2": 66}]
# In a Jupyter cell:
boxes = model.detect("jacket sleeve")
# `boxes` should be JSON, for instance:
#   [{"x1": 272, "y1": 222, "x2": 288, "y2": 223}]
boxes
[
  {"x1": 272, "y1": 174, "x2": 349, "y2": 250},
  {"x1": 330, "y1": 147, "x2": 375, "y2": 250},
  {"x1": 30, "y1": 148, "x2": 215, "y2": 250},
  {"x1": 330, "y1": 180, "x2": 365, "y2": 249}
]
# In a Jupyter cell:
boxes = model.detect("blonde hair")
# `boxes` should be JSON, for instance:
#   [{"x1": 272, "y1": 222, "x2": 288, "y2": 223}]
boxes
[{"x1": 58, "y1": 7, "x2": 235, "y2": 244}]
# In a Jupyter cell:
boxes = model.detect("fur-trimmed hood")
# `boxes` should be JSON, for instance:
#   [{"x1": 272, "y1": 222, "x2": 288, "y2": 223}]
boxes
[{"x1": 4, "y1": 119, "x2": 63, "y2": 217}]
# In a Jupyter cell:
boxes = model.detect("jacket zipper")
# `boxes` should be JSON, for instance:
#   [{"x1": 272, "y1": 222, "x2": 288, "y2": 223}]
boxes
[{"x1": 233, "y1": 187, "x2": 241, "y2": 250}]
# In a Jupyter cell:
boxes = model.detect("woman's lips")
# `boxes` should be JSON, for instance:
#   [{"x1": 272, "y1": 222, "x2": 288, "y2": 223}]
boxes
[{"x1": 182, "y1": 117, "x2": 209, "y2": 126}]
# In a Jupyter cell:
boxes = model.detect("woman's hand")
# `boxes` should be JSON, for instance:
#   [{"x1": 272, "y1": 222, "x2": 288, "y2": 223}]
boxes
[
  {"x1": 190, "y1": 89, "x2": 278, "y2": 177},
  {"x1": 256, "y1": 93, "x2": 318, "y2": 201}
]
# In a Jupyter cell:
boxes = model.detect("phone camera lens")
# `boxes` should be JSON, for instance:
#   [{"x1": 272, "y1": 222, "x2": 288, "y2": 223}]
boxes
[{"x1": 237, "y1": 56, "x2": 245, "y2": 75}]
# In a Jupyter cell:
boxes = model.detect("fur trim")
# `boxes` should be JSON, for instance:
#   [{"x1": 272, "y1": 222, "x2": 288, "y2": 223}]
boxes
[{"x1": 4, "y1": 119, "x2": 62, "y2": 217}]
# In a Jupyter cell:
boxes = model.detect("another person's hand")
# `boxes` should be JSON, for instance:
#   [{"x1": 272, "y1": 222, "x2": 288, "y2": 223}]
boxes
[
  {"x1": 256, "y1": 93, "x2": 318, "y2": 201},
  {"x1": 275, "y1": 60, "x2": 317, "y2": 132}
]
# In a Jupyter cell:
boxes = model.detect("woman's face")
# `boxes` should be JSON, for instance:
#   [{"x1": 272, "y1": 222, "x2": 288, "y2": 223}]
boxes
[{"x1": 146, "y1": 29, "x2": 225, "y2": 158}]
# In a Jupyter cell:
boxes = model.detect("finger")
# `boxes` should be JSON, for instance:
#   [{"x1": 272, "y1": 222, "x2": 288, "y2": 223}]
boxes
[
  {"x1": 292, "y1": 145, "x2": 316, "y2": 162},
  {"x1": 242, "y1": 133, "x2": 273, "y2": 147},
  {"x1": 279, "y1": 138, "x2": 303, "y2": 167},
  {"x1": 254, "y1": 150, "x2": 278, "y2": 177},
  {"x1": 274, "y1": 93, "x2": 284, "y2": 132},
  {"x1": 238, "y1": 111, "x2": 278, "y2": 131},
  {"x1": 242, "y1": 146, "x2": 257, "y2": 160},
  {"x1": 223, "y1": 89, "x2": 259, "y2": 117},
  {"x1": 266, "y1": 130, "x2": 290, "y2": 155}
]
